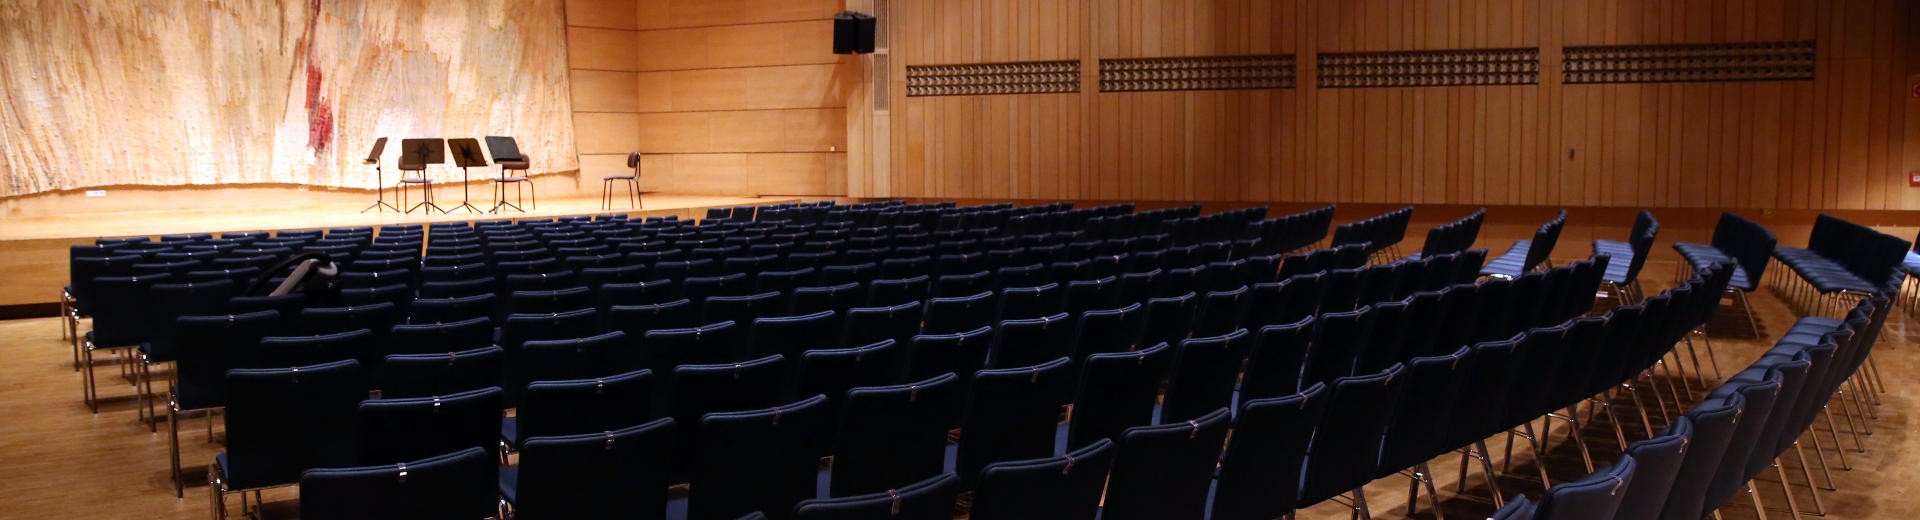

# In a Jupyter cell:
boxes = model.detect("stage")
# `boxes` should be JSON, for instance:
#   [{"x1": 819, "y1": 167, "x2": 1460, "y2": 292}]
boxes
[{"x1": 0, "y1": 193, "x2": 813, "y2": 310}]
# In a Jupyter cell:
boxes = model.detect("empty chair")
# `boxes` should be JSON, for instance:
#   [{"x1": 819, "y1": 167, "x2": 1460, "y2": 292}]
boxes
[
  {"x1": 81, "y1": 273, "x2": 171, "y2": 412},
  {"x1": 955, "y1": 357, "x2": 1075, "y2": 483},
  {"x1": 905, "y1": 326, "x2": 993, "y2": 384},
  {"x1": 795, "y1": 473, "x2": 960, "y2": 520},
  {"x1": 167, "y1": 310, "x2": 280, "y2": 496},
  {"x1": 506, "y1": 369, "x2": 654, "y2": 450},
  {"x1": 747, "y1": 310, "x2": 841, "y2": 360},
  {"x1": 358, "y1": 387, "x2": 503, "y2": 464},
  {"x1": 689, "y1": 395, "x2": 831, "y2": 520},
  {"x1": 1138, "y1": 292, "x2": 1197, "y2": 348},
  {"x1": 1655, "y1": 390, "x2": 1746, "y2": 520},
  {"x1": 298, "y1": 447, "x2": 497, "y2": 520},
  {"x1": 499, "y1": 309, "x2": 601, "y2": 402},
  {"x1": 517, "y1": 331, "x2": 629, "y2": 391},
  {"x1": 970, "y1": 439, "x2": 1116, "y2": 520},
  {"x1": 1067, "y1": 343, "x2": 1173, "y2": 448},
  {"x1": 931, "y1": 271, "x2": 991, "y2": 298},
  {"x1": 386, "y1": 316, "x2": 493, "y2": 356},
  {"x1": 1374, "y1": 346, "x2": 1476, "y2": 517},
  {"x1": 508, "y1": 287, "x2": 594, "y2": 316},
  {"x1": 841, "y1": 301, "x2": 924, "y2": 348},
  {"x1": 920, "y1": 291, "x2": 995, "y2": 334},
  {"x1": 1300, "y1": 307, "x2": 1371, "y2": 386},
  {"x1": 1533, "y1": 456, "x2": 1638, "y2": 520},
  {"x1": 703, "y1": 291, "x2": 784, "y2": 328},
  {"x1": 642, "y1": 320, "x2": 745, "y2": 376},
  {"x1": 865, "y1": 275, "x2": 930, "y2": 307},
  {"x1": 1101, "y1": 408, "x2": 1231, "y2": 520},
  {"x1": 1068, "y1": 303, "x2": 1144, "y2": 358},
  {"x1": 378, "y1": 346, "x2": 504, "y2": 399},
  {"x1": 407, "y1": 293, "x2": 495, "y2": 326},
  {"x1": 1296, "y1": 364, "x2": 1406, "y2": 518},
  {"x1": 984, "y1": 312, "x2": 1074, "y2": 369},
  {"x1": 1612, "y1": 417, "x2": 1693, "y2": 520},
  {"x1": 419, "y1": 277, "x2": 497, "y2": 300},
  {"x1": 682, "y1": 273, "x2": 752, "y2": 303},
  {"x1": 831, "y1": 374, "x2": 964, "y2": 497},
  {"x1": 1159, "y1": 329, "x2": 1251, "y2": 423},
  {"x1": 756, "y1": 268, "x2": 816, "y2": 295},
  {"x1": 501, "y1": 418, "x2": 675, "y2": 520},
  {"x1": 996, "y1": 283, "x2": 1064, "y2": 321},
  {"x1": 671, "y1": 355, "x2": 788, "y2": 452},
  {"x1": 606, "y1": 299, "x2": 700, "y2": 350},
  {"x1": 790, "y1": 282, "x2": 863, "y2": 315},
  {"x1": 258, "y1": 328, "x2": 377, "y2": 369},
  {"x1": 213, "y1": 360, "x2": 364, "y2": 516},
  {"x1": 598, "y1": 279, "x2": 679, "y2": 309},
  {"x1": 1240, "y1": 316, "x2": 1314, "y2": 400},
  {"x1": 794, "y1": 339, "x2": 903, "y2": 408},
  {"x1": 1191, "y1": 285, "x2": 1249, "y2": 337},
  {"x1": 1061, "y1": 276, "x2": 1117, "y2": 316},
  {"x1": 1211, "y1": 383, "x2": 1329, "y2": 520}
]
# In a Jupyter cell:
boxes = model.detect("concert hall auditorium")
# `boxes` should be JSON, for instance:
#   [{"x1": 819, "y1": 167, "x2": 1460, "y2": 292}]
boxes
[{"x1": 1, "y1": 1, "x2": 1917, "y2": 519}]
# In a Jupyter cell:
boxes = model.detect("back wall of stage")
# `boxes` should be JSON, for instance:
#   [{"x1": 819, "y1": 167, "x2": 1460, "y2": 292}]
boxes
[{"x1": 0, "y1": 0, "x2": 578, "y2": 204}]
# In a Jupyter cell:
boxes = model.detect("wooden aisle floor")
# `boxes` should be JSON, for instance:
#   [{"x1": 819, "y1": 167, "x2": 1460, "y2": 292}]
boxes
[{"x1": 1, "y1": 279, "x2": 1917, "y2": 518}]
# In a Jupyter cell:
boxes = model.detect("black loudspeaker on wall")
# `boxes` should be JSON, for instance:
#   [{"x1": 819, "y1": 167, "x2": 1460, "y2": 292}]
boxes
[{"x1": 833, "y1": 11, "x2": 876, "y2": 54}]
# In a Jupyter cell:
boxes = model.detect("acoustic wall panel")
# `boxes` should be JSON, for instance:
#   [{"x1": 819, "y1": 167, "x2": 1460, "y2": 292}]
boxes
[
  {"x1": 1317, "y1": 48, "x2": 1541, "y2": 88},
  {"x1": 1098, "y1": 55, "x2": 1297, "y2": 92}
]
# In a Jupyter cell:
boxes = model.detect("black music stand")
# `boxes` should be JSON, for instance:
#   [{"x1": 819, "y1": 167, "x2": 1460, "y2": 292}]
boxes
[
  {"x1": 445, "y1": 138, "x2": 488, "y2": 214},
  {"x1": 359, "y1": 137, "x2": 398, "y2": 213},
  {"x1": 397, "y1": 138, "x2": 446, "y2": 214}
]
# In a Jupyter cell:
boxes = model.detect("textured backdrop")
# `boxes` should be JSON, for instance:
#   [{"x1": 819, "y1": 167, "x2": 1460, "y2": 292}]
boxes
[{"x1": 0, "y1": 0, "x2": 576, "y2": 198}]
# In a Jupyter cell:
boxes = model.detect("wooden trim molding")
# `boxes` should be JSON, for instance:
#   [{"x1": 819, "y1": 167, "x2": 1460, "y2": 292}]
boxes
[
  {"x1": 1097, "y1": 55, "x2": 1297, "y2": 92},
  {"x1": 1564, "y1": 41, "x2": 1817, "y2": 84},
  {"x1": 1317, "y1": 48, "x2": 1540, "y2": 88},
  {"x1": 904, "y1": 60, "x2": 1081, "y2": 97}
]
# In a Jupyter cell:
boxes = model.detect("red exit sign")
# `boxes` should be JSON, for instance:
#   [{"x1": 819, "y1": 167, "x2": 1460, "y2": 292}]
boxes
[{"x1": 1910, "y1": 170, "x2": 1920, "y2": 187}]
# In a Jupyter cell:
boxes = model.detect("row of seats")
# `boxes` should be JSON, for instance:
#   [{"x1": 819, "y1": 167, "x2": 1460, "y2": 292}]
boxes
[
  {"x1": 1332, "y1": 205, "x2": 1413, "y2": 259},
  {"x1": 1770, "y1": 213, "x2": 1911, "y2": 315},
  {"x1": 1245, "y1": 204, "x2": 1337, "y2": 255},
  {"x1": 1413, "y1": 206, "x2": 1486, "y2": 260},
  {"x1": 1496, "y1": 291, "x2": 1889, "y2": 520},
  {"x1": 243, "y1": 257, "x2": 1712, "y2": 520}
]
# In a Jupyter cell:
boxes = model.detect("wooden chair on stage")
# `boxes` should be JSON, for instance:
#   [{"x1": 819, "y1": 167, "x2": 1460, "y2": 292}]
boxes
[
  {"x1": 485, "y1": 136, "x2": 534, "y2": 213},
  {"x1": 604, "y1": 152, "x2": 641, "y2": 210}
]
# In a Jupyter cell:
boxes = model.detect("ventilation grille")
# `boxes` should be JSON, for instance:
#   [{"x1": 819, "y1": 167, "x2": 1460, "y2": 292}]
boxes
[
  {"x1": 1099, "y1": 55, "x2": 1297, "y2": 92},
  {"x1": 1564, "y1": 41, "x2": 1815, "y2": 84},
  {"x1": 1317, "y1": 48, "x2": 1539, "y2": 88},
  {"x1": 905, "y1": 60, "x2": 1082, "y2": 97}
]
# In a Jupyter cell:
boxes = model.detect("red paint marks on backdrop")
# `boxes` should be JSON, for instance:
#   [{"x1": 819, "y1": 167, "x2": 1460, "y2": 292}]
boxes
[
  {"x1": 302, "y1": 0, "x2": 331, "y2": 155},
  {"x1": 306, "y1": 63, "x2": 332, "y2": 154}
]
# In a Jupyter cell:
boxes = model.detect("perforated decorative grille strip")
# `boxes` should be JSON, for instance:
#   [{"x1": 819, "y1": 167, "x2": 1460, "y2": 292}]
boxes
[
  {"x1": 905, "y1": 60, "x2": 1081, "y2": 97},
  {"x1": 1099, "y1": 55, "x2": 1296, "y2": 92},
  {"x1": 1317, "y1": 48, "x2": 1540, "y2": 88},
  {"x1": 1564, "y1": 41, "x2": 1815, "y2": 84}
]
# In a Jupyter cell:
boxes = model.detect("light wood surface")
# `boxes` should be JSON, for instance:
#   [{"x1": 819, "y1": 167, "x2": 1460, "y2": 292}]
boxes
[
  {"x1": 563, "y1": 0, "x2": 854, "y2": 198},
  {"x1": 858, "y1": 0, "x2": 1920, "y2": 210}
]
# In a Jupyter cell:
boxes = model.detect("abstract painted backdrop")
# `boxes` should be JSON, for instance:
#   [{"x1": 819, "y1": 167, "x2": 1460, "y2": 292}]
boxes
[{"x1": 0, "y1": 0, "x2": 577, "y2": 197}]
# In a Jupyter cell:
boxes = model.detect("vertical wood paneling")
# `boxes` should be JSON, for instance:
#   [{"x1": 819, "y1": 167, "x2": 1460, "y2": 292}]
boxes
[{"x1": 875, "y1": 0, "x2": 1920, "y2": 210}]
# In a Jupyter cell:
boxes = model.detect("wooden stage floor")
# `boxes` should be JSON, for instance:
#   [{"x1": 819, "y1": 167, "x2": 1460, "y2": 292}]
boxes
[
  {"x1": 0, "y1": 193, "x2": 807, "y2": 241},
  {"x1": 0, "y1": 194, "x2": 811, "y2": 308}
]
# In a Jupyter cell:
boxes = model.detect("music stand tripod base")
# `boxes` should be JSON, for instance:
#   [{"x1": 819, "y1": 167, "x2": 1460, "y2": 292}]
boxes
[{"x1": 443, "y1": 166, "x2": 483, "y2": 214}]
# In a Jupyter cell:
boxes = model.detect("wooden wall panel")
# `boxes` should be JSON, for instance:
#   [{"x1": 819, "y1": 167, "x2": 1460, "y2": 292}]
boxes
[
  {"x1": 567, "y1": 0, "x2": 641, "y2": 29},
  {"x1": 872, "y1": 0, "x2": 1920, "y2": 211},
  {"x1": 567, "y1": 27, "x2": 642, "y2": 71},
  {"x1": 634, "y1": 21, "x2": 839, "y2": 71},
  {"x1": 571, "y1": 70, "x2": 641, "y2": 112},
  {"x1": 573, "y1": 113, "x2": 641, "y2": 154},
  {"x1": 625, "y1": 0, "x2": 853, "y2": 196}
]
